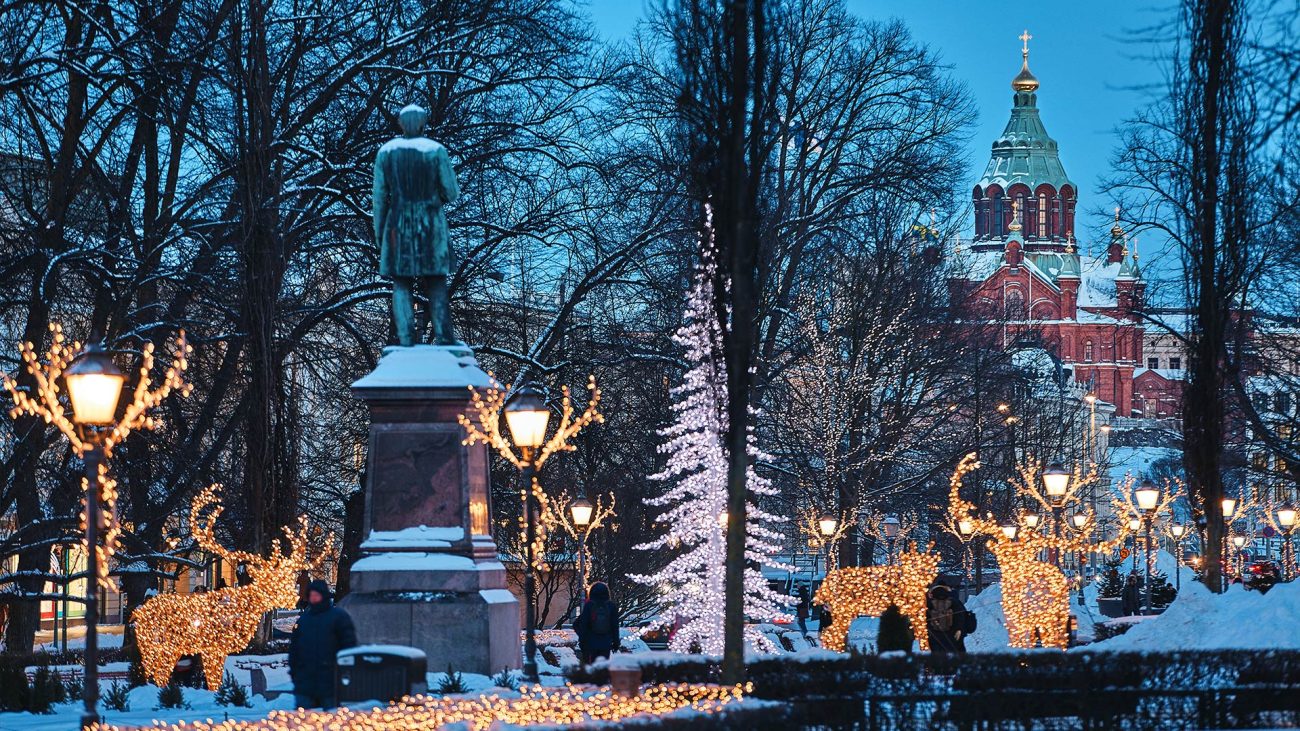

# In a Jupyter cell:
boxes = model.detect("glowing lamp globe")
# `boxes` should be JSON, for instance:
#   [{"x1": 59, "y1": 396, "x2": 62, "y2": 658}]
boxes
[
  {"x1": 818, "y1": 514, "x2": 839, "y2": 538},
  {"x1": 1071, "y1": 513, "x2": 1089, "y2": 530},
  {"x1": 1000, "y1": 522, "x2": 1018, "y2": 540},
  {"x1": 1277, "y1": 503, "x2": 1297, "y2": 529},
  {"x1": 1135, "y1": 480, "x2": 1160, "y2": 512},
  {"x1": 569, "y1": 496, "x2": 594, "y2": 528},
  {"x1": 1042, "y1": 462, "x2": 1070, "y2": 502},
  {"x1": 718, "y1": 510, "x2": 728, "y2": 527},
  {"x1": 882, "y1": 515, "x2": 901, "y2": 539},
  {"x1": 1170, "y1": 523, "x2": 1187, "y2": 538},
  {"x1": 64, "y1": 344, "x2": 126, "y2": 426},
  {"x1": 504, "y1": 383, "x2": 550, "y2": 449},
  {"x1": 1222, "y1": 497, "x2": 1238, "y2": 519},
  {"x1": 1023, "y1": 513, "x2": 1041, "y2": 530},
  {"x1": 957, "y1": 519, "x2": 974, "y2": 537},
  {"x1": 1127, "y1": 517, "x2": 1142, "y2": 532},
  {"x1": 1232, "y1": 535, "x2": 1247, "y2": 549}
]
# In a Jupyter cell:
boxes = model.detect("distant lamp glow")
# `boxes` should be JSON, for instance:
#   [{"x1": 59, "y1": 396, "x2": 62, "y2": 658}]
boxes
[
  {"x1": 957, "y1": 519, "x2": 974, "y2": 537},
  {"x1": 1000, "y1": 522, "x2": 1019, "y2": 540},
  {"x1": 504, "y1": 383, "x2": 550, "y2": 449},
  {"x1": 882, "y1": 515, "x2": 901, "y2": 539},
  {"x1": 1232, "y1": 534, "x2": 1248, "y2": 549},
  {"x1": 1071, "y1": 513, "x2": 1089, "y2": 530},
  {"x1": 64, "y1": 345, "x2": 126, "y2": 426},
  {"x1": 1135, "y1": 480, "x2": 1160, "y2": 512},
  {"x1": 1128, "y1": 517, "x2": 1142, "y2": 532},
  {"x1": 1171, "y1": 523, "x2": 1187, "y2": 539},
  {"x1": 818, "y1": 514, "x2": 839, "y2": 538},
  {"x1": 1084, "y1": 393, "x2": 1097, "y2": 405},
  {"x1": 718, "y1": 510, "x2": 728, "y2": 527},
  {"x1": 1042, "y1": 462, "x2": 1070, "y2": 502},
  {"x1": 1023, "y1": 513, "x2": 1041, "y2": 530},
  {"x1": 569, "y1": 496, "x2": 594, "y2": 528},
  {"x1": 1277, "y1": 503, "x2": 1297, "y2": 529},
  {"x1": 1222, "y1": 497, "x2": 1238, "y2": 519}
]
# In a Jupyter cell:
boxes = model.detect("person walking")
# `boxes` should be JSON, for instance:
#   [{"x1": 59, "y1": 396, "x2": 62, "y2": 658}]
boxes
[
  {"x1": 1121, "y1": 573, "x2": 1142, "y2": 616},
  {"x1": 574, "y1": 581, "x2": 621, "y2": 664},
  {"x1": 795, "y1": 585, "x2": 811, "y2": 638},
  {"x1": 289, "y1": 579, "x2": 357, "y2": 710},
  {"x1": 926, "y1": 584, "x2": 975, "y2": 653}
]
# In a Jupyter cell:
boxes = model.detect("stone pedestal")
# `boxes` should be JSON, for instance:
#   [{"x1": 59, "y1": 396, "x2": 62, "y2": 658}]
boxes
[{"x1": 340, "y1": 345, "x2": 520, "y2": 676}]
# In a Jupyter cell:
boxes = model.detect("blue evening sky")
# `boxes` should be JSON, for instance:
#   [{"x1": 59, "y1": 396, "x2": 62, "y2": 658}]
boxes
[{"x1": 586, "y1": 0, "x2": 1173, "y2": 262}]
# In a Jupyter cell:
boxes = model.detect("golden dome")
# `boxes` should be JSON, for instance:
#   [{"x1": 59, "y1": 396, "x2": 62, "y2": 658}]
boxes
[{"x1": 1012, "y1": 59, "x2": 1039, "y2": 92}]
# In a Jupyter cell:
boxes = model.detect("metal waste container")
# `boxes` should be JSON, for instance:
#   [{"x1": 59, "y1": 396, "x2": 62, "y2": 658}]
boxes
[{"x1": 336, "y1": 645, "x2": 428, "y2": 703}]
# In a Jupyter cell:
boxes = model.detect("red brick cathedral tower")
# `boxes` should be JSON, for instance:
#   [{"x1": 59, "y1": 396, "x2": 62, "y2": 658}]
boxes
[{"x1": 952, "y1": 32, "x2": 1145, "y2": 415}]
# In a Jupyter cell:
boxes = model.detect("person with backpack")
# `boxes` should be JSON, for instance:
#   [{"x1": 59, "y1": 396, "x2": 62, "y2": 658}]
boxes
[
  {"x1": 794, "y1": 585, "x2": 811, "y2": 638},
  {"x1": 926, "y1": 584, "x2": 975, "y2": 653},
  {"x1": 574, "y1": 581, "x2": 621, "y2": 664}
]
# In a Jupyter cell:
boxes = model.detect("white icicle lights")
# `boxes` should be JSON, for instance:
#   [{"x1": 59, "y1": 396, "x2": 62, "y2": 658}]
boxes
[{"x1": 632, "y1": 204, "x2": 790, "y2": 655}]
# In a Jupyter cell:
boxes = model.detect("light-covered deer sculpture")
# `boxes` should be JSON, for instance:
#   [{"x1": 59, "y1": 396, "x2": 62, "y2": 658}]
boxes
[{"x1": 132, "y1": 485, "x2": 321, "y2": 690}]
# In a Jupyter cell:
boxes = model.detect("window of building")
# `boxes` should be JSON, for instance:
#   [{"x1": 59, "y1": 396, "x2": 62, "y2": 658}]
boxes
[
  {"x1": 1005, "y1": 290, "x2": 1025, "y2": 320},
  {"x1": 1084, "y1": 340, "x2": 1094, "y2": 362},
  {"x1": 1278, "y1": 393, "x2": 1293, "y2": 415},
  {"x1": 1169, "y1": 357, "x2": 1181, "y2": 370},
  {"x1": 1147, "y1": 357, "x2": 1159, "y2": 369},
  {"x1": 1037, "y1": 194, "x2": 1047, "y2": 237}
]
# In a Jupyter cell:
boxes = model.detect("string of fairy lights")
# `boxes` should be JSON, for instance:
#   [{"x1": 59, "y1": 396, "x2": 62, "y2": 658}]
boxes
[
  {"x1": 813, "y1": 548, "x2": 939, "y2": 652},
  {"x1": 132, "y1": 485, "x2": 325, "y2": 690},
  {"x1": 90, "y1": 683, "x2": 751, "y2": 731}
]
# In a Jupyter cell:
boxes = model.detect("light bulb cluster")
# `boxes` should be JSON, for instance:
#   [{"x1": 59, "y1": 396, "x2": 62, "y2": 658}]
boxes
[
  {"x1": 632, "y1": 205, "x2": 790, "y2": 654},
  {"x1": 813, "y1": 548, "x2": 940, "y2": 652},
  {"x1": 91, "y1": 683, "x2": 750, "y2": 731},
  {"x1": 132, "y1": 485, "x2": 325, "y2": 690}
]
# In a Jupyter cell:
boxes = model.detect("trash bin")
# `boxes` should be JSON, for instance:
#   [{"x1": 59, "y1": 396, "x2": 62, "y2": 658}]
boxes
[{"x1": 336, "y1": 645, "x2": 428, "y2": 703}]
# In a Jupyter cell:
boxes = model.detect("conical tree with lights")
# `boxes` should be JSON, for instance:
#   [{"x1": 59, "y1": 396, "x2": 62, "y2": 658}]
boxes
[{"x1": 634, "y1": 205, "x2": 789, "y2": 654}]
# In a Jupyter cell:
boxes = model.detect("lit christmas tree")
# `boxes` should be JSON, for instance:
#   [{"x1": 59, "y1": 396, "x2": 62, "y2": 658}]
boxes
[{"x1": 634, "y1": 205, "x2": 789, "y2": 654}]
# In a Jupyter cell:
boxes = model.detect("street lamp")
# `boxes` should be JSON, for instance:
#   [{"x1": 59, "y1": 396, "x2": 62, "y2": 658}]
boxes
[
  {"x1": 1134, "y1": 480, "x2": 1159, "y2": 613},
  {"x1": 1070, "y1": 512, "x2": 1089, "y2": 605},
  {"x1": 64, "y1": 345, "x2": 126, "y2": 729},
  {"x1": 1278, "y1": 502, "x2": 1297, "y2": 581},
  {"x1": 882, "y1": 515, "x2": 900, "y2": 564},
  {"x1": 504, "y1": 384, "x2": 550, "y2": 682},
  {"x1": 1023, "y1": 513, "x2": 1042, "y2": 531},
  {"x1": 957, "y1": 518, "x2": 975, "y2": 597},
  {"x1": 1169, "y1": 523, "x2": 1187, "y2": 592},
  {"x1": 1043, "y1": 462, "x2": 1070, "y2": 567},
  {"x1": 570, "y1": 495, "x2": 594, "y2": 599},
  {"x1": 1127, "y1": 516, "x2": 1142, "y2": 571},
  {"x1": 818, "y1": 513, "x2": 839, "y2": 576},
  {"x1": 1000, "y1": 522, "x2": 1019, "y2": 541},
  {"x1": 1222, "y1": 497, "x2": 1238, "y2": 520}
]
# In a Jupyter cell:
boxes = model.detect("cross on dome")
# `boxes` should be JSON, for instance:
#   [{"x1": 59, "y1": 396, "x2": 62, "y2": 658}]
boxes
[
  {"x1": 1012, "y1": 29, "x2": 1040, "y2": 92},
  {"x1": 1020, "y1": 29, "x2": 1032, "y2": 56}
]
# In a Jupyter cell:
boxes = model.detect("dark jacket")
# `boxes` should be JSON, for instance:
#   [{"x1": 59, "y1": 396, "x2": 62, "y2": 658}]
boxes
[
  {"x1": 574, "y1": 582, "x2": 620, "y2": 660},
  {"x1": 926, "y1": 586, "x2": 974, "y2": 653},
  {"x1": 289, "y1": 580, "x2": 358, "y2": 697},
  {"x1": 1121, "y1": 576, "x2": 1142, "y2": 615}
]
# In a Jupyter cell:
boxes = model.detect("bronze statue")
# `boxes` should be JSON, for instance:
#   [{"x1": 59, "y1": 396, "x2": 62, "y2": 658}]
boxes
[{"x1": 373, "y1": 104, "x2": 460, "y2": 346}]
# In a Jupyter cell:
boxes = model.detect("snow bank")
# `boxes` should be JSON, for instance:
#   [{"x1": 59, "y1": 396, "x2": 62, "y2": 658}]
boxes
[
  {"x1": 1089, "y1": 579, "x2": 1300, "y2": 651},
  {"x1": 964, "y1": 584, "x2": 1013, "y2": 652}
]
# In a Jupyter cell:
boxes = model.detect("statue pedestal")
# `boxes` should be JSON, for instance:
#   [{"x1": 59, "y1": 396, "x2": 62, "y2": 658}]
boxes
[{"x1": 340, "y1": 345, "x2": 520, "y2": 675}]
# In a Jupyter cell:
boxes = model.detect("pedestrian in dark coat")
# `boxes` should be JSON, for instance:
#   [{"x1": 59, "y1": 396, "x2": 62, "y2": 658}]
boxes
[
  {"x1": 926, "y1": 584, "x2": 975, "y2": 653},
  {"x1": 795, "y1": 586, "x2": 811, "y2": 637},
  {"x1": 289, "y1": 579, "x2": 357, "y2": 709},
  {"x1": 1121, "y1": 574, "x2": 1141, "y2": 616},
  {"x1": 573, "y1": 581, "x2": 620, "y2": 664}
]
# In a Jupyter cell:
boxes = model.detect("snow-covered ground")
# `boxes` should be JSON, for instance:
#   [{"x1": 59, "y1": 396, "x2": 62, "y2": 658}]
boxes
[{"x1": 1089, "y1": 579, "x2": 1300, "y2": 651}]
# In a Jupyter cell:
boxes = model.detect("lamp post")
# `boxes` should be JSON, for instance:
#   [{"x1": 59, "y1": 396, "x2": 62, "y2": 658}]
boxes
[
  {"x1": 1231, "y1": 533, "x2": 1248, "y2": 579},
  {"x1": 958, "y1": 518, "x2": 974, "y2": 598},
  {"x1": 569, "y1": 495, "x2": 594, "y2": 603},
  {"x1": 1070, "y1": 512, "x2": 1089, "y2": 605},
  {"x1": 1222, "y1": 496, "x2": 1238, "y2": 591},
  {"x1": 503, "y1": 384, "x2": 551, "y2": 683},
  {"x1": 882, "y1": 515, "x2": 900, "y2": 564},
  {"x1": 818, "y1": 514, "x2": 839, "y2": 576},
  {"x1": 1169, "y1": 523, "x2": 1187, "y2": 592},
  {"x1": 1127, "y1": 517, "x2": 1142, "y2": 572},
  {"x1": 1278, "y1": 502, "x2": 1297, "y2": 581},
  {"x1": 1134, "y1": 480, "x2": 1160, "y2": 614},
  {"x1": 64, "y1": 345, "x2": 127, "y2": 729},
  {"x1": 1043, "y1": 462, "x2": 1070, "y2": 568}
]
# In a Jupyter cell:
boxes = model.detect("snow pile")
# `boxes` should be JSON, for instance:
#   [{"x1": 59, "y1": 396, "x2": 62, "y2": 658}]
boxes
[
  {"x1": 1089, "y1": 579, "x2": 1300, "y2": 651},
  {"x1": 964, "y1": 584, "x2": 1012, "y2": 652}
]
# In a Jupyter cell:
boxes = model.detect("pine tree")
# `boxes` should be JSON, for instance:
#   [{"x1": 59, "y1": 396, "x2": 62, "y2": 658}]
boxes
[{"x1": 633, "y1": 206, "x2": 789, "y2": 654}]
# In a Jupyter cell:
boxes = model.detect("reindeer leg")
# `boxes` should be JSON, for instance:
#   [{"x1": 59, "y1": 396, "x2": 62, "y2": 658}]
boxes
[{"x1": 202, "y1": 652, "x2": 226, "y2": 692}]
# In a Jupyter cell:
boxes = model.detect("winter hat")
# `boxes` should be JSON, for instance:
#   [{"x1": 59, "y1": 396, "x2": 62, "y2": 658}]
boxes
[
  {"x1": 929, "y1": 585, "x2": 951, "y2": 600},
  {"x1": 307, "y1": 579, "x2": 333, "y2": 604},
  {"x1": 588, "y1": 581, "x2": 610, "y2": 602}
]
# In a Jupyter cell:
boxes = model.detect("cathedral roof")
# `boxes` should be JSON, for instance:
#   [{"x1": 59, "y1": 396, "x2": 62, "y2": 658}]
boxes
[{"x1": 975, "y1": 41, "x2": 1075, "y2": 194}]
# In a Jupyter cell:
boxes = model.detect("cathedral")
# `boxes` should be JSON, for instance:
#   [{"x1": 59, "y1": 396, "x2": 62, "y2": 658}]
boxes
[{"x1": 949, "y1": 35, "x2": 1180, "y2": 419}]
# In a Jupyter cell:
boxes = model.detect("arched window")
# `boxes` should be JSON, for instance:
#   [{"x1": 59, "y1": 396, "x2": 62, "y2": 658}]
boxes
[
  {"x1": 1084, "y1": 340, "x2": 1095, "y2": 362},
  {"x1": 1006, "y1": 290, "x2": 1025, "y2": 320},
  {"x1": 1037, "y1": 194, "x2": 1048, "y2": 237}
]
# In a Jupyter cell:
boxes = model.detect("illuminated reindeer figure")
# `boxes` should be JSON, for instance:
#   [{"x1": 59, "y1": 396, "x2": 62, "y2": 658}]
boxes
[
  {"x1": 986, "y1": 538, "x2": 1071, "y2": 649},
  {"x1": 132, "y1": 485, "x2": 322, "y2": 690},
  {"x1": 814, "y1": 547, "x2": 940, "y2": 652}
]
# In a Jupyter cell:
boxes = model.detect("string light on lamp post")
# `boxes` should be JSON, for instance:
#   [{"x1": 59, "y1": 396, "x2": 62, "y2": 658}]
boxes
[
  {"x1": 1134, "y1": 479, "x2": 1160, "y2": 613},
  {"x1": 1070, "y1": 512, "x2": 1090, "y2": 605},
  {"x1": 2, "y1": 326, "x2": 190, "y2": 729},
  {"x1": 882, "y1": 515, "x2": 901, "y2": 564},
  {"x1": 557, "y1": 491, "x2": 615, "y2": 607},
  {"x1": 1166, "y1": 523, "x2": 1188, "y2": 591},
  {"x1": 460, "y1": 377, "x2": 603, "y2": 683},
  {"x1": 1271, "y1": 502, "x2": 1297, "y2": 580}
]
